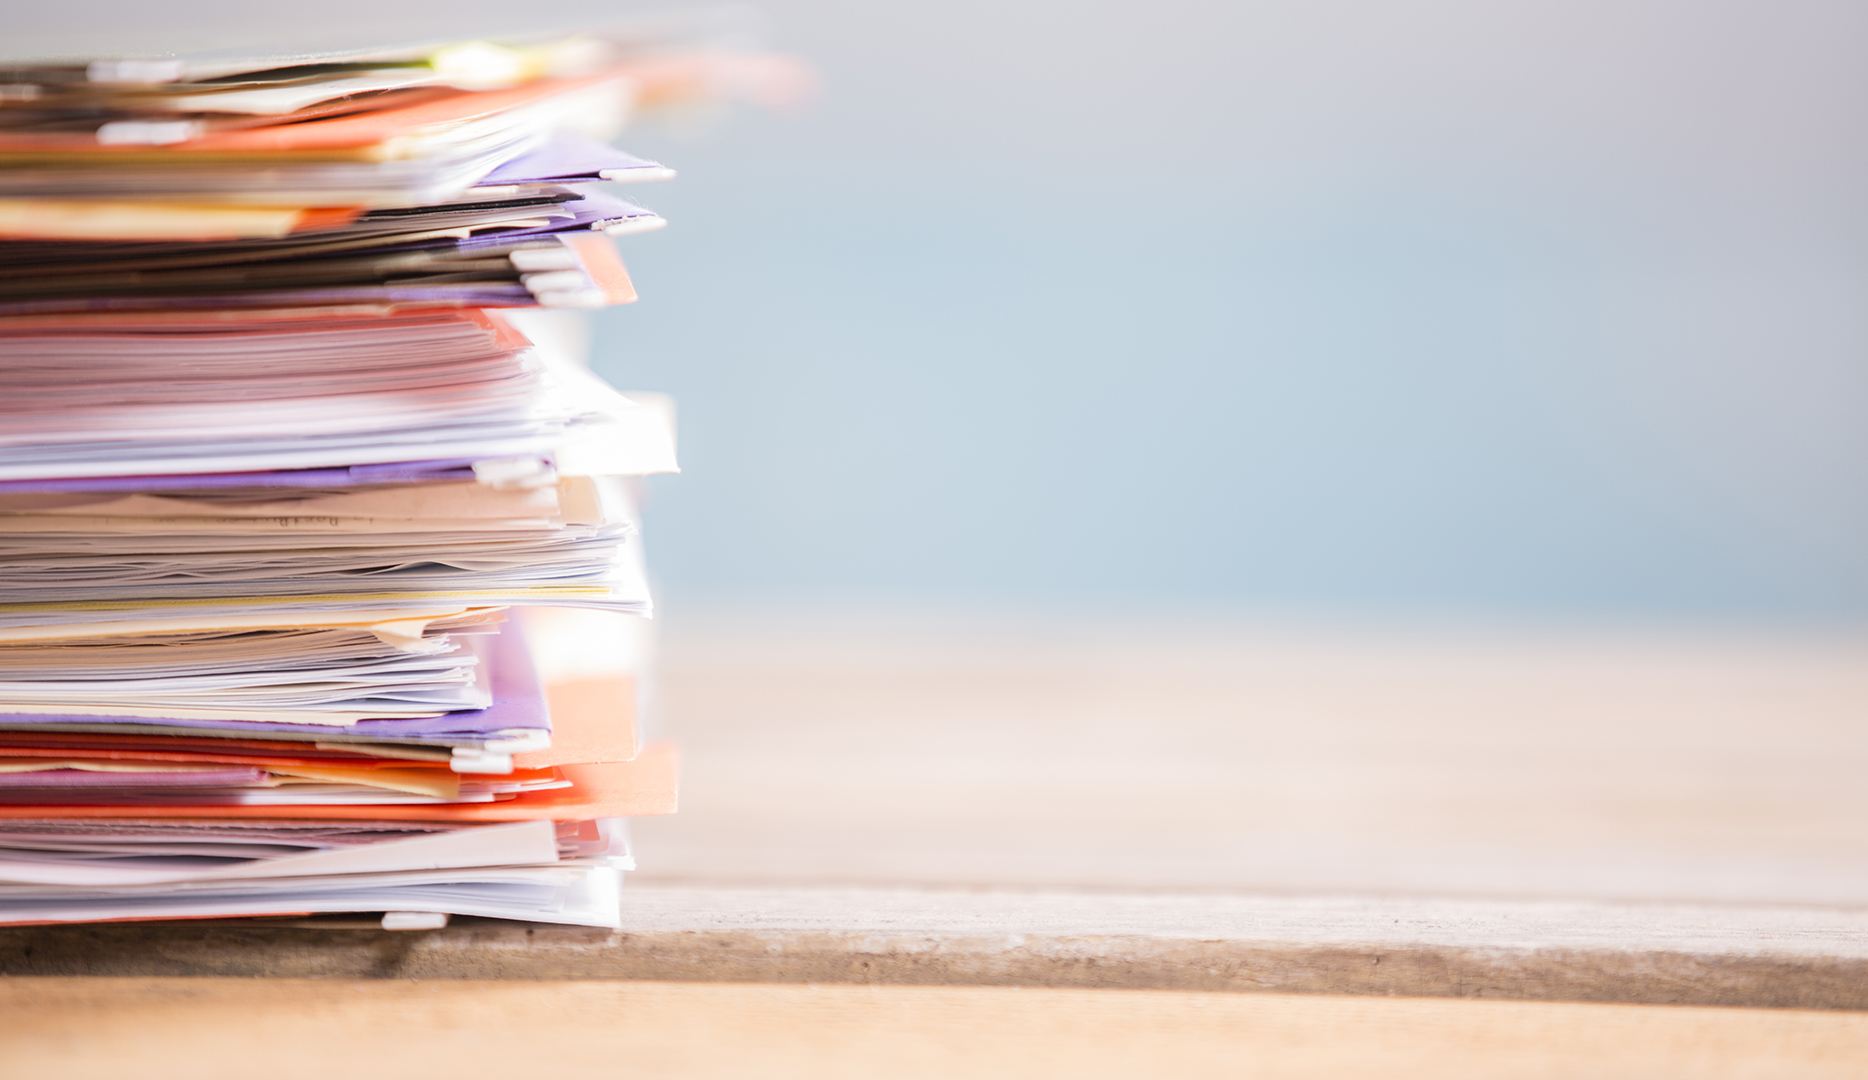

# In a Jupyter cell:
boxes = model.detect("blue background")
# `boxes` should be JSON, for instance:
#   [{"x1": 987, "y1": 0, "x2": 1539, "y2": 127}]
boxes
[
  {"x1": 15, "y1": 0, "x2": 1865, "y2": 621},
  {"x1": 595, "y1": 0, "x2": 1868, "y2": 621}
]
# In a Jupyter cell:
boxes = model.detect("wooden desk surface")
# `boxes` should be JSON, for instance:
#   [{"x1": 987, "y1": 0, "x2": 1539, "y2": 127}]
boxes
[
  {"x1": 6, "y1": 979, "x2": 1868, "y2": 1080},
  {"x1": 638, "y1": 610, "x2": 1868, "y2": 904},
  {"x1": 7, "y1": 610, "x2": 1868, "y2": 1075}
]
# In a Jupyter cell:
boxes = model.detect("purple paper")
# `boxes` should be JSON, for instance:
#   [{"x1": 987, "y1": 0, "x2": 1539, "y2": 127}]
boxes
[
  {"x1": 477, "y1": 135, "x2": 668, "y2": 185},
  {"x1": 0, "y1": 460, "x2": 489, "y2": 495},
  {"x1": 0, "y1": 284, "x2": 535, "y2": 316},
  {"x1": 455, "y1": 191, "x2": 657, "y2": 250},
  {"x1": 0, "y1": 621, "x2": 549, "y2": 744},
  {"x1": 0, "y1": 188, "x2": 657, "y2": 317}
]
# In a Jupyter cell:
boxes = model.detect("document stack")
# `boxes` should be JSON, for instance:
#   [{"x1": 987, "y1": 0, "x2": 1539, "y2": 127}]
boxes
[{"x1": 0, "y1": 29, "x2": 732, "y2": 928}]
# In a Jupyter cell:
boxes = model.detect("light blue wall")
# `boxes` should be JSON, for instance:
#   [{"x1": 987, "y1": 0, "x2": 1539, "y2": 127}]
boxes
[
  {"x1": 595, "y1": 0, "x2": 1868, "y2": 620},
  {"x1": 18, "y1": 0, "x2": 1858, "y2": 619}
]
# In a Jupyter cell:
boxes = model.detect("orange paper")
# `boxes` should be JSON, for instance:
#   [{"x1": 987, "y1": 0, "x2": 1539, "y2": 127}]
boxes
[
  {"x1": 0, "y1": 744, "x2": 678, "y2": 821},
  {"x1": 0, "y1": 71, "x2": 629, "y2": 161},
  {"x1": 514, "y1": 677, "x2": 638, "y2": 769}
]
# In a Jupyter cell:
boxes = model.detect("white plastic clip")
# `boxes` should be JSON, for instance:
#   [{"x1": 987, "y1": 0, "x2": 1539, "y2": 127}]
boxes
[
  {"x1": 381, "y1": 911, "x2": 450, "y2": 931},
  {"x1": 449, "y1": 747, "x2": 515, "y2": 774},
  {"x1": 87, "y1": 59, "x2": 186, "y2": 83},
  {"x1": 96, "y1": 120, "x2": 202, "y2": 145}
]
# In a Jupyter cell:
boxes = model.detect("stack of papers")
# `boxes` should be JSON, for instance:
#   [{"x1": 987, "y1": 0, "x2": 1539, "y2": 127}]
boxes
[{"x1": 0, "y1": 26, "x2": 736, "y2": 928}]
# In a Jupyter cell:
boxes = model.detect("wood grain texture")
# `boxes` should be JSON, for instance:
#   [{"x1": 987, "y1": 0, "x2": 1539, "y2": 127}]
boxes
[
  {"x1": 4, "y1": 978, "x2": 1867, "y2": 1080},
  {"x1": 636, "y1": 610, "x2": 1868, "y2": 904},
  {"x1": 7, "y1": 611, "x2": 1868, "y2": 1012},
  {"x1": 5, "y1": 886, "x2": 1868, "y2": 1009}
]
